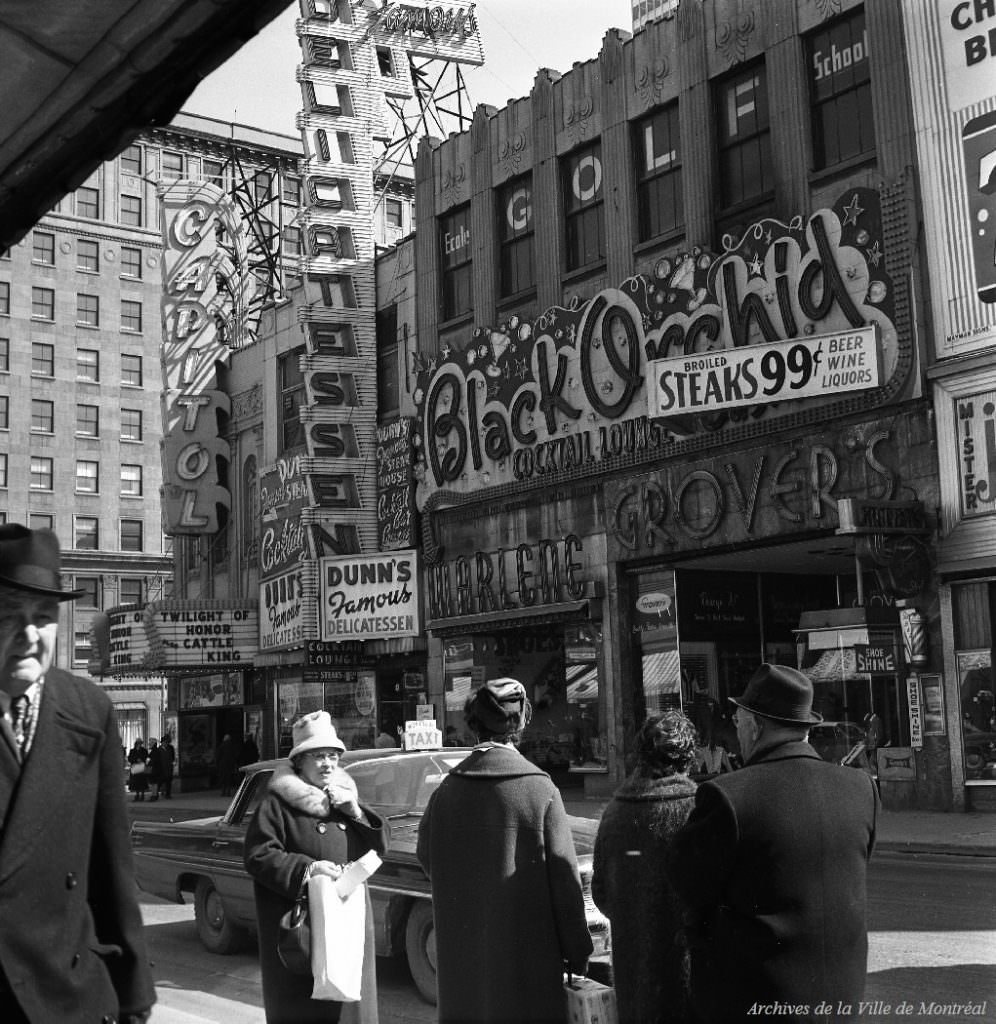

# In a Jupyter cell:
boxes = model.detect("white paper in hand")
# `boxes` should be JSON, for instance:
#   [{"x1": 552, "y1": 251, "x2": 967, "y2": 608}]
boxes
[
  {"x1": 335, "y1": 850, "x2": 382, "y2": 898},
  {"x1": 309, "y1": 874, "x2": 365, "y2": 1002}
]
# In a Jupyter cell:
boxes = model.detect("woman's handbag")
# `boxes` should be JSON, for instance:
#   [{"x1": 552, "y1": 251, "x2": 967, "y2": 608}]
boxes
[
  {"x1": 277, "y1": 897, "x2": 311, "y2": 975},
  {"x1": 129, "y1": 762, "x2": 145, "y2": 776}
]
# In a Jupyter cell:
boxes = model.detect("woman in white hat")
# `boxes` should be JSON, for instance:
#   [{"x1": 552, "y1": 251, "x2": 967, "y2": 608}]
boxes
[{"x1": 245, "y1": 711, "x2": 389, "y2": 1024}]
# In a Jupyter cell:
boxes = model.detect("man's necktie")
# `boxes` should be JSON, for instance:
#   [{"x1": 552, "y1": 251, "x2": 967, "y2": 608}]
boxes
[{"x1": 9, "y1": 694, "x2": 29, "y2": 755}]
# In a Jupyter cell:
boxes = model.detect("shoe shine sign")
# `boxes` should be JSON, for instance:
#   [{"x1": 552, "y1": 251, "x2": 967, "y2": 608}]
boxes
[{"x1": 412, "y1": 188, "x2": 903, "y2": 508}]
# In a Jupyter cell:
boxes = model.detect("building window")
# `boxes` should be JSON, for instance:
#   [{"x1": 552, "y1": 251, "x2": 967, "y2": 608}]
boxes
[
  {"x1": 807, "y1": 9, "x2": 873, "y2": 169},
  {"x1": 77, "y1": 187, "x2": 100, "y2": 219},
  {"x1": 75, "y1": 516, "x2": 99, "y2": 549},
  {"x1": 121, "y1": 353, "x2": 143, "y2": 386},
  {"x1": 77, "y1": 349, "x2": 99, "y2": 381},
  {"x1": 75, "y1": 577, "x2": 100, "y2": 608},
  {"x1": 385, "y1": 198, "x2": 403, "y2": 228},
  {"x1": 77, "y1": 238, "x2": 99, "y2": 272},
  {"x1": 30, "y1": 457, "x2": 53, "y2": 491},
  {"x1": 0, "y1": 338, "x2": 7, "y2": 371},
  {"x1": 283, "y1": 226, "x2": 303, "y2": 257},
  {"x1": 439, "y1": 205, "x2": 472, "y2": 320},
  {"x1": 120, "y1": 195, "x2": 142, "y2": 227},
  {"x1": 119, "y1": 577, "x2": 143, "y2": 605},
  {"x1": 377, "y1": 305, "x2": 399, "y2": 417},
  {"x1": 31, "y1": 287, "x2": 55, "y2": 320},
  {"x1": 161, "y1": 151, "x2": 184, "y2": 179},
  {"x1": 563, "y1": 142, "x2": 606, "y2": 271},
  {"x1": 0, "y1": 282, "x2": 8, "y2": 315},
  {"x1": 32, "y1": 231, "x2": 55, "y2": 265},
  {"x1": 120, "y1": 409, "x2": 143, "y2": 441},
  {"x1": 203, "y1": 159, "x2": 226, "y2": 188},
  {"x1": 76, "y1": 460, "x2": 99, "y2": 493},
  {"x1": 497, "y1": 176, "x2": 535, "y2": 298},
  {"x1": 0, "y1": 395, "x2": 7, "y2": 429},
  {"x1": 282, "y1": 176, "x2": 302, "y2": 206},
  {"x1": 28, "y1": 512, "x2": 52, "y2": 531},
  {"x1": 77, "y1": 293, "x2": 99, "y2": 327},
  {"x1": 32, "y1": 343, "x2": 55, "y2": 377},
  {"x1": 120, "y1": 519, "x2": 144, "y2": 552},
  {"x1": 120, "y1": 144, "x2": 142, "y2": 176},
  {"x1": 121, "y1": 464, "x2": 143, "y2": 496},
  {"x1": 279, "y1": 347, "x2": 306, "y2": 453},
  {"x1": 377, "y1": 46, "x2": 395, "y2": 76},
  {"x1": 121, "y1": 300, "x2": 142, "y2": 333},
  {"x1": 31, "y1": 399, "x2": 54, "y2": 433},
  {"x1": 254, "y1": 172, "x2": 273, "y2": 204},
  {"x1": 0, "y1": 455, "x2": 6, "y2": 487},
  {"x1": 716, "y1": 62, "x2": 772, "y2": 209},
  {"x1": 120, "y1": 246, "x2": 142, "y2": 278},
  {"x1": 76, "y1": 404, "x2": 99, "y2": 436},
  {"x1": 635, "y1": 103, "x2": 683, "y2": 242}
]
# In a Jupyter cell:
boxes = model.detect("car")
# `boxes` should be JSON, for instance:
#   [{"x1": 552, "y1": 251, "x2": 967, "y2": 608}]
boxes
[{"x1": 130, "y1": 746, "x2": 610, "y2": 1003}]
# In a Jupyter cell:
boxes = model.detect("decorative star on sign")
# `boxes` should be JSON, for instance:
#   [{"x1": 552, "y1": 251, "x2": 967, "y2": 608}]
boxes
[
  {"x1": 441, "y1": 344, "x2": 452, "y2": 361},
  {"x1": 748, "y1": 252, "x2": 763, "y2": 277},
  {"x1": 865, "y1": 241, "x2": 883, "y2": 267},
  {"x1": 843, "y1": 194, "x2": 864, "y2": 226},
  {"x1": 515, "y1": 357, "x2": 529, "y2": 380}
]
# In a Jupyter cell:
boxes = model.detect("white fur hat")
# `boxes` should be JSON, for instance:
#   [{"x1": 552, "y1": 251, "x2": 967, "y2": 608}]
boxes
[{"x1": 289, "y1": 710, "x2": 346, "y2": 759}]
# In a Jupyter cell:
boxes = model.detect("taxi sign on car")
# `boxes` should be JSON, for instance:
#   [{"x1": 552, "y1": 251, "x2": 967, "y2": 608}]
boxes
[{"x1": 404, "y1": 720, "x2": 442, "y2": 751}]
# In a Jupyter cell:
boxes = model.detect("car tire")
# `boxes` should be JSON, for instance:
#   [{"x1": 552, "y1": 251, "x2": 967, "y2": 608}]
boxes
[
  {"x1": 194, "y1": 877, "x2": 248, "y2": 954},
  {"x1": 405, "y1": 901, "x2": 438, "y2": 1005}
]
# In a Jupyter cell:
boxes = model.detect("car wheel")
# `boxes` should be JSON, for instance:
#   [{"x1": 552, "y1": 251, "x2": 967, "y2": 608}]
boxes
[
  {"x1": 405, "y1": 901, "x2": 438, "y2": 1005},
  {"x1": 194, "y1": 877, "x2": 247, "y2": 954}
]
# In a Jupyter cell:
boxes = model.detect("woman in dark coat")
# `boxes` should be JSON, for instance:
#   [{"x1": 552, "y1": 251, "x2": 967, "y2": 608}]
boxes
[
  {"x1": 417, "y1": 678, "x2": 593, "y2": 1024},
  {"x1": 127, "y1": 738, "x2": 148, "y2": 800},
  {"x1": 592, "y1": 710, "x2": 698, "y2": 1024},
  {"x1": 245, "y1": 711, "x2": 389, "y2": 1024}
]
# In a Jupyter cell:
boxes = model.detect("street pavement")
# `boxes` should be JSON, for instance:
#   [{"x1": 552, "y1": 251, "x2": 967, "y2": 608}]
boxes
[{"x1": 129, "y1": 786, "x2": 996, "y2": 858}]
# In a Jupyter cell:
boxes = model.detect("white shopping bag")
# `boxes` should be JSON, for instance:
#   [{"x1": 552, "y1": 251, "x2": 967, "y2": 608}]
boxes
[{"x1": 308, "y1": 874, "x2": 366, "y2": 1002}]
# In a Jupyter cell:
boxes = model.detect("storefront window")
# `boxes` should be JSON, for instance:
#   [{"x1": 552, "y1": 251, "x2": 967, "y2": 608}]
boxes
[
  {"x1": 953, "y1": 581, "x2": 995, "y2": 781},
  {"x1": 442, "y1": 624, "x2": 607, "y2": 784},
  {"x1": 277, "y1": 674, "x2": 378, "y2": 755}
]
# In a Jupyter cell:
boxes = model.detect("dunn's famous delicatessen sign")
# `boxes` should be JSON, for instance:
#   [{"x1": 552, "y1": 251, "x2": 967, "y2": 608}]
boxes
[{"x1": 319, "y1": 550, "x2": 420, "y2": 642}]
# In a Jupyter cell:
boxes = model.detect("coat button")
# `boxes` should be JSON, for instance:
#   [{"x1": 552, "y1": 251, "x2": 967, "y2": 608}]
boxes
[
  {"x1": 71, "y1": 953, "x2": 80, "y2": 967},
  {"x1": 66, "y1": 873, "x2": 78, "y2": 889}
]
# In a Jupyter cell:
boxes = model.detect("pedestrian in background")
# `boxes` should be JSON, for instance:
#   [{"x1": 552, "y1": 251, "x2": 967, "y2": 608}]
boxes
[
  {"x1": 147, "y1": 737, "x2": 167, "y2": 801},
  {"x1": 592, "y1": 710, "x2": 698, "y2": 1024},
  {"x1": 127, "y1": 737, "x2": 149, "y2": 801},
  {"x1": 245, "y1": 711, "x2": 388, "y2": 1024},
  {"x1": 216, "y1": 732, "x2": 239, "y2": 796},
  {"x1": 667, "y1": 664, "x2": 880, "y2": 1022},
  {"x1": 0, "y1": 525, "x2": 155, "y2": 1023},
  {"x1": 161, "y1": 734, "x2": 176, "y2": 798},
  {"x1": 417, "y1": 678, "x2": 592, "y2": 1024}
]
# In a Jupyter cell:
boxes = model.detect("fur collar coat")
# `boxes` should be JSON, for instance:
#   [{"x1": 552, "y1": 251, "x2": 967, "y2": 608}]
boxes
[
  {"x1": 592, "y1": 770, "x2": 697, "y2": 1024},
  {"x1": 245, "y1": 765, "x2": 388, "y2": 1024}
]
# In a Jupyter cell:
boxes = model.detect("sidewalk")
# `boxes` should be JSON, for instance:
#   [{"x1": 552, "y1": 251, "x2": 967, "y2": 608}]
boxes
[{"x1": 129, "y1": 787, "x2": 996, "y2": 858}]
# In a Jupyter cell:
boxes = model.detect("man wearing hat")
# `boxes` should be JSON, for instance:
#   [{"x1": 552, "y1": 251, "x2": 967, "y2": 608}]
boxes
[
  {"x1": 0, "y1": 526, "x2": 155, "y2": 1023},
  {"x1": 417, "y1": 678, "x2": 593, "y2": 1024},
  {"x1": 667, "y1": 663, "x2": 880, "y2": 1023}
]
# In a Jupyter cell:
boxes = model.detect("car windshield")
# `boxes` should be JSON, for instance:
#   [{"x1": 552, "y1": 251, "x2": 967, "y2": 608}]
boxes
[{"x1": 345, "y1": 751, "x2": 470, "y2": 816}]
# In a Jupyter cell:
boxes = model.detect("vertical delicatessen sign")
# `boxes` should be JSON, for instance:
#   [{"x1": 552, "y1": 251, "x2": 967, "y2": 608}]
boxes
[{"x1": 318, "y1": 550, "x2": 420, "y2": 641}]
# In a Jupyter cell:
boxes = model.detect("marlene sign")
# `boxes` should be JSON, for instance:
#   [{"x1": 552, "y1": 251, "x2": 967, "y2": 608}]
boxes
[
  {"x1": 145, "y1": 601, "x2": 258, "y2": 667},
  {"x1": 319, "y1": 550, "x2": 420, "y2": 642},
  {"x1": 648, "y1": 326, "x2": 879, "y2": 417}
]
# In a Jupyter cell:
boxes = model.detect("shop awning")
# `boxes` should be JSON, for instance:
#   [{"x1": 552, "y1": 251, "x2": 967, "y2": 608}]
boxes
[
  {"x1": 0, "y1": 0, "x2": 295, "y2": 248},
  {"x1": 642, "y1": 650, "x2": 681, "y2": 698},
  {"x1": 427, "y1": 598, "x2": 602, "y2": 638}
]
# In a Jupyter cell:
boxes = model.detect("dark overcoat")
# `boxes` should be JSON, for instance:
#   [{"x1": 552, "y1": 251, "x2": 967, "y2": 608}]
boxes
[
  {"x1": 666, "y1": 740, "x2": 880, "y2": 1023},
  {"x1": 244, "y1": 766, "x2": 389, "y2": 1024},
  {"x1": 416, "y1": 744, "x2": 593, "y2": 1024},
  {"x1": 0, "y1": 668, "x2": 156, "y2": 1023},
  {"x1": 591, "y1": 770, "x2": 697, "y2": 1024}
]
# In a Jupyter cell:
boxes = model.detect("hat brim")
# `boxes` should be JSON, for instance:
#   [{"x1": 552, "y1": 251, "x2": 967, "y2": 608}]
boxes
[
  {"x1": 729, "y1": 696, "x2": 823, "y2": 726},
  {"x1": 0, "y1": 573, "x2": 84, "y2": 601},
  {"x1": 288, "y1": 735, "x2": 347, "y2": 760}
]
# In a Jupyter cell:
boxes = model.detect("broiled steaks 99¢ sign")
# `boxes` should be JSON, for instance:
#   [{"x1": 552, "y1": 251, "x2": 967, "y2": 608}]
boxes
[{"x1": 318, "y1": 550, "x2": 420, "y2": 642}]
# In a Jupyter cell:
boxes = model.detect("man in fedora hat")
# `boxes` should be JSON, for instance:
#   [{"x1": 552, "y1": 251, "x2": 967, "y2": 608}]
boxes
[
  {"x1": 667, "y1": 663, "x2": 880, "y2": 1023},
  {"x1": 0, "y1": 526, "x2": 155, "y2": 1023}
]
